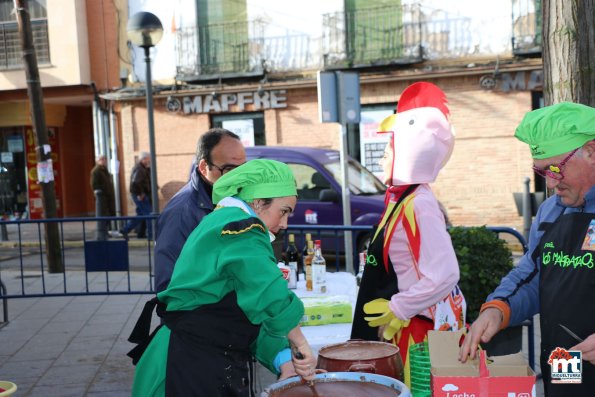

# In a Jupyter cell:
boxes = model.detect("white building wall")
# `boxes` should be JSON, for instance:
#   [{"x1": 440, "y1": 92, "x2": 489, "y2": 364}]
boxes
[
  {"x1": 0, "y1": 0, "x2": 92, "y2": 90},
  {"x1": 127, "y1": 0, "x2": 515, "y2": 83}
]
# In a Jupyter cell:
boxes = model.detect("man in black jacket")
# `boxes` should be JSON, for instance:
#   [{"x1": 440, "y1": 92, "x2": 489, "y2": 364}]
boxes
[
  {"x1": 122, "y1": 152, "x2": 153, "y2": 239},
  {"x1": 90, "y1": 154, "x2": 115, "y2": 240},
  {"x1": 154, "y1": 128, "x2": 245, "y2": 292}
]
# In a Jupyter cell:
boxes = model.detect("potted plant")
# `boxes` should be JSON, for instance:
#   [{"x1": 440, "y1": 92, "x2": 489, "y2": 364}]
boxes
[{"x1": 449, "y1": 226, "x2": 521, "y2": 356}]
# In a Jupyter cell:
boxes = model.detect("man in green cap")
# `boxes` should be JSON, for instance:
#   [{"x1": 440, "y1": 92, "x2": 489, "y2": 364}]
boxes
[
  {"x1": 460, "y1": 102, "x2": 595, "y2": 396},
  {"x1": 129, "y1": 159, "x2": 317, "y2": 397}
]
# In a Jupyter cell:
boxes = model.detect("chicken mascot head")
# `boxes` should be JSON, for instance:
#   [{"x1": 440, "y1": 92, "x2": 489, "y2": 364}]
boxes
[{"x1": 378, "y1": 82, "x2": 454, "y2": 186}]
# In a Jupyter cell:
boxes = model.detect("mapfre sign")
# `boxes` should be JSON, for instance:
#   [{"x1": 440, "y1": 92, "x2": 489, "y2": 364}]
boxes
[
  {"x1": 181, "y1": 90, "x2": 287, "y2": 114},
  {"x1": 499, "y1": 70, "x2": 543, "y2": 92}
]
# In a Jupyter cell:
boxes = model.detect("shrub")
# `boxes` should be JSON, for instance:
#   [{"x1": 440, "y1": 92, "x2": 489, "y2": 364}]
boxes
[{"x1": 448, "y1": 226, "x2": 514, "y2": 322}]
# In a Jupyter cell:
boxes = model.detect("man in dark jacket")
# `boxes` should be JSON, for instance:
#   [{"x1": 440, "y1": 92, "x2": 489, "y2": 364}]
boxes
[
  {"x1": 154, "y1": 128, "x2": 246, "y2": 292},
  {"x1": 90, "y1": 154, "x2": 116, "y2": 240},
  {"x1": 122, "y1": 152, "x2": 153, "y2": 239}
]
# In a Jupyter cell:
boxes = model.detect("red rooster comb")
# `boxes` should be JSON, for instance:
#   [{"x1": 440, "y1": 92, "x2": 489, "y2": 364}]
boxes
[{"x1": 396, "y1": 82, "x2": 449, "y2": 118}]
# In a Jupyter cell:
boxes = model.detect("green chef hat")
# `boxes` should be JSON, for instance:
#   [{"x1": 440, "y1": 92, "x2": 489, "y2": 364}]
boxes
[
  {"x1": 515, "y1": 102, "x2": 595, "y2": 159},
  {"x1": 212, "y1": 159, "x2": 297, "y2": 204}
]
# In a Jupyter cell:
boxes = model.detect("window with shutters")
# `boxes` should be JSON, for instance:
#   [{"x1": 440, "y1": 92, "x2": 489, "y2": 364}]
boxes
[
  {"x1": 0, "y1": 0, "x2": 49, "y2": 70},
  {"x1": 195, "y1": 0, "x2": 249, "y2": 75}
]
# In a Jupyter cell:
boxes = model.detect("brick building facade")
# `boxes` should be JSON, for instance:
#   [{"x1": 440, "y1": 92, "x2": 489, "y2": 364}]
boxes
[{"x1": 111, "y1": 59, "x2": 542, "y2": 230}]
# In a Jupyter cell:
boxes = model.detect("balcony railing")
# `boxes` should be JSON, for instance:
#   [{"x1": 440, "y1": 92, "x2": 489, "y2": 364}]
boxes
[
  {"x1": 322, "y1": 5, "x2": 475, "y2": 68},
  {"x1": 174, "y1": 5, "x2": 482, "y2": 78},
  {"x1": 176, "y1": 20, "x2": 322, "y2": 80},
  {"x1": 511, "y1": 0, "x2": 542, "y2": 55},
  {"x1": 322, "y1": 5, "x2": 423, "y2": 68},
  {"x1": 421, "y1": 16, "x2": 473, "y2": 60},
  {"x1": 0, "y1": 19, "x2": 50, "y2": 70}
]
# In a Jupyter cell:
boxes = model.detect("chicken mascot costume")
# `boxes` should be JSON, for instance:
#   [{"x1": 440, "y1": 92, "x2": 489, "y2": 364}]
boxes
[{"x1": 351, "y1": 82, "x2": 466, "y2": 389}]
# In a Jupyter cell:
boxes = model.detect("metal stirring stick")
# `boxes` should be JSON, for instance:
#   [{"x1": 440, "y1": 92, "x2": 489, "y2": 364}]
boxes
[{"x1": 559, "y1": 324, "x2": 584, "y2": 343}]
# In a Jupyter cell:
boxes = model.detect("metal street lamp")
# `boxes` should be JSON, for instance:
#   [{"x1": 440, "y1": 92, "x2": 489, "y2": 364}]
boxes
[{"x1": 127, "y1": 11, "x2": 163, "y2": 220}]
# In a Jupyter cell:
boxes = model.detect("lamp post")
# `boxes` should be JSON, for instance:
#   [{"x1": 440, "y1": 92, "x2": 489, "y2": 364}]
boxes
[{"x1": 127, "y1": 12, "x2": 163, "y2": 219}]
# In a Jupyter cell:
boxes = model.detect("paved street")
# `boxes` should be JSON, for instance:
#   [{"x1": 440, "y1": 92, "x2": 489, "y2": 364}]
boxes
[{"x1": 0, "y1": 271, "x2": 282, "y2": 396}]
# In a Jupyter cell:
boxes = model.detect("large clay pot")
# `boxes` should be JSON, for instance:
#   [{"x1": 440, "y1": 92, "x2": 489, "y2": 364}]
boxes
[
  {"x1": 317, "y1": 340, "x2": 404, "y2": 381},
  {"x1": 261, "y1": 372, "x2": 411, "y2": 397}
]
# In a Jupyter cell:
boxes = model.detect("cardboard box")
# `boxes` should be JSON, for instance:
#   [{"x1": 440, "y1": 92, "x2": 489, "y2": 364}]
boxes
[
  {"x1": 299, "y1": 295, "x2": 352, "y2": 326},
  {"x1": 428, "y1": 330, "x2": 536, "y2": 397}
]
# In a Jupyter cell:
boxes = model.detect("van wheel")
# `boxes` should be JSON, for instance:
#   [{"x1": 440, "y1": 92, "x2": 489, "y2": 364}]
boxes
[{"x1": 356, "y1": 232, "x2": 371, "y2": 253}]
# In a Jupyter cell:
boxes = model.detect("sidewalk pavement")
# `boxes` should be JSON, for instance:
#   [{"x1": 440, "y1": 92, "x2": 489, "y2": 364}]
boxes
[
  {"x1": 0, "y1": 272, "x2": 279, "y2": 397},
  {"x1": 0, "y1": 221, "x2": 150, "y2": 249}
]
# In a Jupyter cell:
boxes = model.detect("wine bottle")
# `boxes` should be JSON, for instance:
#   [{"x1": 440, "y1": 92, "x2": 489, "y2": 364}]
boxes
[{"x1": 285, "y1": 234, "x2": 299, "y2": 288}]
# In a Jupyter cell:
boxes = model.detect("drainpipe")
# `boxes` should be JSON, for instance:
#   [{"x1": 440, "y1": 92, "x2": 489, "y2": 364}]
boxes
[
  {"x1": 91, "y1": 82, "x2": 102, "y2": 158},
  {"x1": 101, "y1": 110, "x2": 110, "y2": 158},
  {"x1": 109, "y1": 106, "x2": 122, "y2": 226}
]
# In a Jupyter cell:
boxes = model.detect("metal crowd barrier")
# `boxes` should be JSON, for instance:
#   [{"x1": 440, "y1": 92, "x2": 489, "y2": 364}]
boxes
[
  {"x1": 0, "y1": 217, "x2": 534, "y2": 370},
  {"x1": 0, "y1": 215, "x2": 157, "y2": 324}
]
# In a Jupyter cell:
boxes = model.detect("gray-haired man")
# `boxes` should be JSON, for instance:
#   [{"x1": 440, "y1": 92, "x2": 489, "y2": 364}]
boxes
[{"x1": 121, "y1": 152, "x2": 153, "y2": 239}]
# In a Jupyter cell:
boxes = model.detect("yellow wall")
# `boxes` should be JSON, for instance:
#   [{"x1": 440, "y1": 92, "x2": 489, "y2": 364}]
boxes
[{"x1": 0, "y1": 103, "x2": 66, "y2": 127}]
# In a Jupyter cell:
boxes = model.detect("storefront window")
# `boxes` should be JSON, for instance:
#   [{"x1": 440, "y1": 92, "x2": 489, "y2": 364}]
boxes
[
  {"x1": 211, "y1": 112, "x2": 265, "y2": 146},
  {"x1": 0, "y1": 127, "x2": 27, "y2": 218}
]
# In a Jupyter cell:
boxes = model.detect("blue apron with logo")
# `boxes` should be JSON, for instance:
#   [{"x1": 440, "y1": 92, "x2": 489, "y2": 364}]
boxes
[{"x1": 535, "y1": 210, "x2": 595, "y2": 396}]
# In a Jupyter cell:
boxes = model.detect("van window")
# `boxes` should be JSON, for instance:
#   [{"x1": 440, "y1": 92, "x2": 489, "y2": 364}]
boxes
[
  {"x1": 287, "y1": 163, "x2": 332, "y2": 201},
  {"x1": 324, "y1": 159, "x2": 386, "y2": 195}
]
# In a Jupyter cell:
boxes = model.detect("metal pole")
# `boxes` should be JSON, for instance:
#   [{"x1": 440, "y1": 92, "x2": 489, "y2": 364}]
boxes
[
  {"x1": 143, "y1": 46, "x2": 159, "y2": 219},
  {"x1": 0, "y1": 221, "x2": 7, "y2": 241},
  {"x1": 522, "y1": 177, "x2": 532, "y2": 241},
  {"x1": 15, "y1": 0, "x2": 62, "y2": 272},
  {"x1": 339, "y1": 124, "x2": 354, "y2": 274}
]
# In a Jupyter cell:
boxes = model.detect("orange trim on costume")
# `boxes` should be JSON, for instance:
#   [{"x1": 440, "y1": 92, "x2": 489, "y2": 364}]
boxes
[{"x1": 480, "y1": 300, "x2": 511, "y2": 330}]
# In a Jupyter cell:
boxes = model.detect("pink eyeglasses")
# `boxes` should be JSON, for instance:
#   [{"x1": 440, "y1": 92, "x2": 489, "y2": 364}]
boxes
[{"x1": 532, "y1": 148, "x2": 579, "y2": 180}]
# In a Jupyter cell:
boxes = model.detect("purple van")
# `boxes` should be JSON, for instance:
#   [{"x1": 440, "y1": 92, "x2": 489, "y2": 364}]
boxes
[{"x1": 246, "y1": 146, "x2": 386, "y2": 252}]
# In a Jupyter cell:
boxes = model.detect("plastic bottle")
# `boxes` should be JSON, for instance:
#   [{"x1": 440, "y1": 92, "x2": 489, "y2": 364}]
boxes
[
  {"x1": 304, "y1": 240, "x2": 314, "y2": 291},
  {"x1": 285, "y1": 234, "x2": 299, "y2": 288},
  {"x1": 312, "y1": 239, "x2": 327, "y2": 293}
]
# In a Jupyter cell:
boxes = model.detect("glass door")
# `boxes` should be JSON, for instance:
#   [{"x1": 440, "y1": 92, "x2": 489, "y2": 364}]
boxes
[{"x1": 0, "y1": 127, "x2": 27, "y2": 219}]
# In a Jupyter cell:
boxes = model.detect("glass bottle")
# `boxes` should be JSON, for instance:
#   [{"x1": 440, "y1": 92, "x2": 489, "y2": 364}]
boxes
[
  {"x1": 304, "y1": 240, "x2": 314, "y2": 291},
  {"x1": 312, "y1": 239, "x2": 327, "y2": 293},
  {"x1": 285, "y1": 234, "x2": 299, "y2": 288},
  {"x1": 301, "y1": 233, "x2": 312, "y2": 278}
]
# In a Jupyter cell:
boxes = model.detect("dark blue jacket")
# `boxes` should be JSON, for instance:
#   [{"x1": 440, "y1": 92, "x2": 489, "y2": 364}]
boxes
[{"x1": 154, "y1": 169, "x2": 213, "y2": 292}]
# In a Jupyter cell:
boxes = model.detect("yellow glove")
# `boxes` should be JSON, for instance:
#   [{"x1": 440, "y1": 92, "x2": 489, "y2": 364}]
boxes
[{"x1": 363, "y1": 298, "x2": 410, "y2": 340}]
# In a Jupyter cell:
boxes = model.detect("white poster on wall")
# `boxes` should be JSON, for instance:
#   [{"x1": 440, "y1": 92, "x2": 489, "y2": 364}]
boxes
[
  {"x1": 359, "y1": 109, "x2": 393, "y2": 177},
  {"x1": 222, "y1": 119, "x2": 255, "y2": 147},
  {"x1": 1, "y1": 151, "x2": 13, "y2": 163}
]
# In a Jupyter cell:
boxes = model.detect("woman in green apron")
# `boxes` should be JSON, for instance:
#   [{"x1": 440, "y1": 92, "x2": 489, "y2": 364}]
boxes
[{"x1": 129, "y1": 159, "x2": 317, "y2": 396}]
